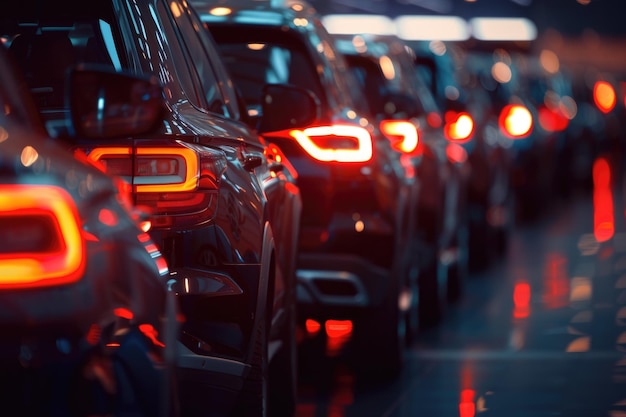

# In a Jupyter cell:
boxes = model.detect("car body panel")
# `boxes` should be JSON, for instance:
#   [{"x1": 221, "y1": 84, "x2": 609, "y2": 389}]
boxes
[
  {"x1": 192, "y1": 0, "x2": 422, "y2": 376},
  {"x1": 0, "y1": 42, "x2": 174, "y2": 416},
  {"x1": 2, "y1": 0, "x2": 302, "y2": 415}
]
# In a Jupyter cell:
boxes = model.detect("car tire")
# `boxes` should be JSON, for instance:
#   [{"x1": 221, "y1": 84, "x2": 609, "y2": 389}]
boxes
[
  {"x1": 67, "y1": 328, "x2": 168, "y2": 417},
  {"x1": 230, "y1": 316, "x2": 268, "y2": 417},
  {"x1": 268, "y1": 302, "x2": 297, "y2": 417}
]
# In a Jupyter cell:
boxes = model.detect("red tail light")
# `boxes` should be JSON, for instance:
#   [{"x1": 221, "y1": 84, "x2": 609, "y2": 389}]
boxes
[
  {"x1": 593, "y1": 157, "x2": 614, "y2": 243},
  {"x1": 0, "y1": 185, "x2": 86, "y2": 288},
  {"x1": 593, "y1": 80, "x2": 616, "y2": 114},
  {"x1": 444, "y1": 111, "x2": 474, "y2": 143},
  {"x1": 538, "y1": 105, "x2": 569, "y2": 133},
  {"x1": 289, "y1": 125, "x2": 373, "y2": 163},
  {"x1": 379, "y1": 120, "x2": 419, "y2": 153},
  {"x1": 85, "y1": 141, "x2": 227, "y2": 229},
  {"x1": 499, "y1": 104, "x2": 533, "y2": 139}
]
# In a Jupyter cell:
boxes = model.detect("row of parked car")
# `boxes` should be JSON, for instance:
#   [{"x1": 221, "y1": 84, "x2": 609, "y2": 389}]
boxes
[{"x1": 2, "y1": 0, "x2": 624, "y2": 416}]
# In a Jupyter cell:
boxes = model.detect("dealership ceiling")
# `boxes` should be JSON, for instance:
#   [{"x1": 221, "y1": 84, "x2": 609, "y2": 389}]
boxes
[{"x1": 311, "y1": 0, "x2": 626, "y2": 37}]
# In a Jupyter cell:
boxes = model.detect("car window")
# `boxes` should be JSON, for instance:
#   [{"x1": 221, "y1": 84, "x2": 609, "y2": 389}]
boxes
[
  {"x1": 0, "y1": 44, "x2": 46, "y2": 131},
  {"x1": 168, "y1": 1, "x2": 232, "y2": 117},
  {"x1": 186, "y1": 6, "x2": 241, "y2": 120},
  {"x1": 209, "y1": 25, "x2": 325, "y2": 112},
  {"x1": 310, "y1": 19, "x2": 363, "y2": 112},
  {"x1": 1, "y1": 0, "x2": 233, "y2": 130},
  {"x1": 1, "y1": 7, "x2": 126, "y2": 112}
]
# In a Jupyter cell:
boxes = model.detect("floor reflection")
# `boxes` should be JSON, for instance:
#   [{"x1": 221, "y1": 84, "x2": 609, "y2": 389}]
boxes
[{"x1": 296, "y1": 156, "x2": 626, "y2": 416}]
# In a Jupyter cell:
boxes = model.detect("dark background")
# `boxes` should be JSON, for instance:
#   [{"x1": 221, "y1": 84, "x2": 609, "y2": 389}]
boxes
[
  {"x1": 311, "y1": 0, "x2": 626, "y2": 74},
  {"x1": 310, "y1": 0, "x2": 626, "y2": 36}
]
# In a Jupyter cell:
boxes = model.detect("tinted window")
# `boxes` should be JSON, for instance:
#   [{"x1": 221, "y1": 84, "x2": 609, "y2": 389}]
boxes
[
  {"x1": 169, "y1": 2, "x2": 231, "y2": 116},
  {"x1": 209, "y1": 25, "x2": 325, "y2": 112},
  {"x1": 1, "y1": 0, "x2": 233, "y2": 128}
]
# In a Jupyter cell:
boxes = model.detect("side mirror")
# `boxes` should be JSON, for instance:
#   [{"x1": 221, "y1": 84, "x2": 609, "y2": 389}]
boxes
[
  {"x1": 257, "y1": 84, "x2": 320, "y2": 133},
  {"x1": 66, "y1": 64, "x2": 165, "y2": 139}
]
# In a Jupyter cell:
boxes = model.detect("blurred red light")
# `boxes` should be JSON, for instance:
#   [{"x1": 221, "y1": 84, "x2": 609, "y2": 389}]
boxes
[
  {"x1": 459, "y1": 389, "x2": 476, "y2": 417},
  {"x1": 499, "y1": 104, "x2": 533, "y2": 138},
  {"x1": 513, "y1": 281, "x2": 531, "y2": 318},
  {"x1": 538, "y1": 106, "x2": 569, "y2": 132},
  {"x1": 325, "y1": 320, "x2": 353, "y2": 338},
  {"x1": 593, "y1": 157, "x2": 614, "y2": 242},
  {"x1": 593, "y1": 81, "x2": 616, "y2": 114},
  {"x1": 305, "y1": 319, "x2": 321, "y2": 335},
  {"x1": 444, "y1": 111, "x2": 475, "y2": 142}
]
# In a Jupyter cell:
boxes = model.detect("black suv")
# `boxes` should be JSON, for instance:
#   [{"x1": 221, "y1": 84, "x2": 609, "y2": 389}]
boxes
[
  {"x1": 3, "y1": 1, "x2": 313, "y2": 416},
  {"x1": 0, "y1": 43, "x2": 177, "y2": 417},
  {"x1": 193, "y1": 0, "x2": 421, "y2": 375},
  {"x1": 332, "y1": 33, "x2": 471, "y2": 315}
]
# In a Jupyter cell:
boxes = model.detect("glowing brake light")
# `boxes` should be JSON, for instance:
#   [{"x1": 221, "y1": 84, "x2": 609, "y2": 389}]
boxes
[
  {"x1": 379, "y1": 120, "x2": 419, "y2": 153},
  {"x1": 443, "y1": 111, "x2": 474, "y2": 142},
  {"x1": 289, "y1": 125, "x2": 373, "y2": 162},
  {"x1": 0, "y1": 185, "x2": 85, "y2": 288},
  {"x1": 499, "y1": 104, "x2": 533, "y2": 139},
  {"x1": 88, "y1": 146, "x2": 201, "y2": 192},
  {"x1": 593, "y1": 81, "x2": 616, "y2": 114},
  {"x1": 538, "y1": 105, "x2": 569, "y2": 133},
  {"x1": 86, "y1": 141, "x2": 227, "y2": 229}
]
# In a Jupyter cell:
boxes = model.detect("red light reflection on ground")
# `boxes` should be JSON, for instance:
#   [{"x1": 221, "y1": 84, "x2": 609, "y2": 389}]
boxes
[
  {"x1": 328, "y1": 370, "x2": 354, "y2": 417},
  {"x1": 459, "y1": 389, "x2": 476, "y2": 417},
  {"x1": 593, "y1": 157, "x2": 614, "y2": 242},
  {"x1": 543, "y1": 253, "x2": 570, "y2": 309},
  {"x1": 513, "y1": 281, "x2": 531, "y2": 319}
]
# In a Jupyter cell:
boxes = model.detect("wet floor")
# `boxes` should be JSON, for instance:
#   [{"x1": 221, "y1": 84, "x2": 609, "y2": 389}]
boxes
[{"x1": 295, "y1": 157, "x2": 626, "y2": 417}]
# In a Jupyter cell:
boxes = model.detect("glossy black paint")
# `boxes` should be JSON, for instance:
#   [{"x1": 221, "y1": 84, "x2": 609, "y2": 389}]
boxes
[
  {"x1": 193, "y1": 0, "x2": 419, "y2": 376},
  {"x1": 2, "y1": 1, "x2": 305, "y2": 416},
  {"x1": 411, "y1": 40, "x2": 515, "y2": 270},
  {"x1": 332, "y1": 33, "x2": 471, "y2": 327},
  {"x1": 0, "y1": 44, "x2": 174, "y2": 416}
]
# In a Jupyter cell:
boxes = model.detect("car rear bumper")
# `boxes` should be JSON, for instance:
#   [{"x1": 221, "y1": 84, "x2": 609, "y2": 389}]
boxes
[
  {"x1": 176, "y1": 342, "x2": 247, "y2": 417},
  {"x1": 295, "y1": 253, "x2": 391, "y2": 321}
]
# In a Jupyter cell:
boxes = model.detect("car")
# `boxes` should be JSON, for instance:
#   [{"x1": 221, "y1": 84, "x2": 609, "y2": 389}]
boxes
[
  {"x1": 411, "y1": 39, "x2": 515, "y2": 267},
  {"x1": 192, "y1": 0, "x2": 422, "y2": 376},
  {"x1": 2, "y1": 1, "x2": 308, "y2": 416},
  {"x1": 331, "y1": 33, "x2": 470, "y2": 318},
  {"x1": 456, "y1": 47, "x2": 549, "y2": 223},
  {"x1": 0, "y1": 42, "x2": 177, "y2": 416}
]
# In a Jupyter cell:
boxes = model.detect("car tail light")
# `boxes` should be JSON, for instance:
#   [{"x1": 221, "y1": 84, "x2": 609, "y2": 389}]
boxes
[
  {"x1": 379, "y1": 120, "x2": 419, "y2": 153},
  {"x1": 593, "y1": 80, "x2": 616, "y2": 114},
  {"x1": 443, "y1": 111, "x2": 474, "y2": 143},
  {"x1": 0, "y1": 185, "x2": 86, "y2": 289},
  {"x1": 85, "y1": 141, "x2": 227, "y2": 229},
  {"x1": 499, "y1": 104, "x2": 533, "y2": 139},
  {"x1": 289, "y1": 125, "x2": 373, "y2": 163},
  {"x1": 538, "y1": 105, "x2": 569, "y2": 133}
]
